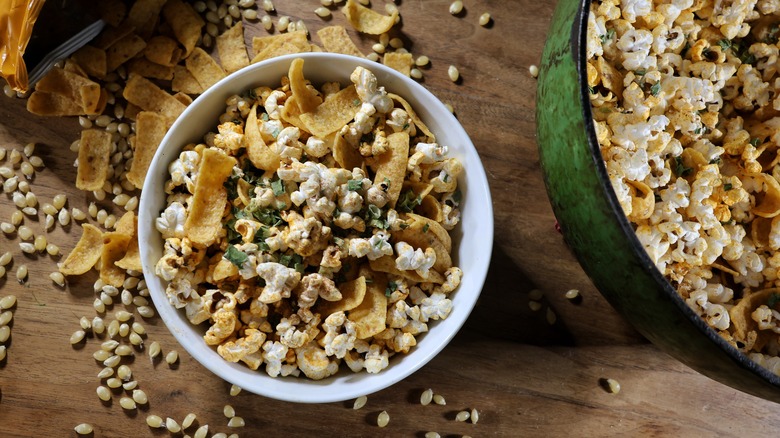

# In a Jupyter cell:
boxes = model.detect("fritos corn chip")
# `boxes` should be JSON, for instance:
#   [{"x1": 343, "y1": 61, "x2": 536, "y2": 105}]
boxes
[
  {"x1": 144, "y1": 36, "x2": 183, "y2": 67},
  {"x1": 123, "y1": 73, "x2": 187, "y2": 123},
  {"x1": 105, "y1": 33, "x2": 147, "y2": 72},
  {"x1": 59, "y1": 224, "x2": 104, "y2": 276},
  {"x1": 172, "y1": 65, "x2": 204, "y2": 94},
  {"x1": 186, "y1": 47, "x2": 227, "y2": 90},
  {"x1": 383, "y1": 52, "x2": 413, "y2": 77},
  {"x1": 343, "y1": 0, "x2": 398, "y2": 35},
  {"x1": 317, "y1": 26, "x2": 365, "y2": 58},
  {"x1": 162, "y1": 0, "x2": 204, "y2": 57},
  {"x1": 76, "y1": 129, "x2": 112, "y2": 191},
  {"x1": 299, "y1": 85, "x2": 360, "y2": 138},
  {"x1": 184, "y1": 148, "x2": 237, "y2": 246},
  {"x1": 216, "y1": 22, "x2": 250, "y2": 74},
  {"x1": 374, "y1": 131, "x2": 410, "y2": 207},
  {"x1": 127, "y1": 111, "x2": 167, "y2": 189}
]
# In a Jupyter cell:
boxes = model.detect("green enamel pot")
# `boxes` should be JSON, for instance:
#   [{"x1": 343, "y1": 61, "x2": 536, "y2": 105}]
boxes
[{"x1": 536, "y1": 0, "x2": 780, "y2": 402}]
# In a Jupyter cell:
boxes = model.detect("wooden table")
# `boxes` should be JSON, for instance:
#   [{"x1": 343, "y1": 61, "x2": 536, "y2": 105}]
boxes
[{"x1": 1, "y1": 1, "x2": 779, "y2": 436}]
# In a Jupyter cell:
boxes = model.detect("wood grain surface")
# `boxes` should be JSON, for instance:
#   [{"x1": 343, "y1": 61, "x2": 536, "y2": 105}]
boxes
[{"x1": 1, "y1": 1, "x2": 779, "y2": 437}]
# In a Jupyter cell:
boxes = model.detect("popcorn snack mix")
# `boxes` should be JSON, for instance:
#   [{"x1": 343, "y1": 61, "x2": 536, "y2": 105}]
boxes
[
  {"x1": 587, "y1": 0, "x2": 780, "y2": 371},
  {"x1": 154, "y1": 59, "x2": 463, "y2": 379}
]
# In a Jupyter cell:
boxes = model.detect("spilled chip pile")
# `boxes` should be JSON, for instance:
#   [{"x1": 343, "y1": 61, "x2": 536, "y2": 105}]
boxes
[
  {"x1": 587, "y1": 0, "x2": 780, "y2": 371},
  {"x1": 153, "y1": 58, "x2": 464, "y2": 379}
]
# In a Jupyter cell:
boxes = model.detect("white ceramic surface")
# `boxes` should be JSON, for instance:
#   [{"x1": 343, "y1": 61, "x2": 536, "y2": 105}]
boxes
[{"x1": 138, "y1": 53, "x2": 493, "y2": 403}]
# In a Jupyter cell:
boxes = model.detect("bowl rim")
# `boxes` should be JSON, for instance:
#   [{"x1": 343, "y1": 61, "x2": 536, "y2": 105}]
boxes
[
  {"x1": 137, "y1": 52, "x2": 494, "y2": 403},
  {"x1": 574, "y1": 0, "x2": 780, "y2": 390}
]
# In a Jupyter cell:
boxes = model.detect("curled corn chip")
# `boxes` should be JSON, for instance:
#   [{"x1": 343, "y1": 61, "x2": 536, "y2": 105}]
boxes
[
  {"x1": 343, "y1": 0, "x2": 398, "y2": 35},
  {"x1": 289, "y1": 58, "x2": 323, "y2": 114},
  {"x1": 752, "y1": 173, "x2": 780, "y2": 218},
  {"x1": 315, "y1": 276, "x2": 367, "y2": 317},
  {"x1": 317, "y1": 25, "x2": 365, "y2": 58},
  {"x1": 373, "y1": 131, "x2": 410, "y2": 208},
  {"x1": 184, "y1": 148, "x2": 237, "y2": 246},
  {"x1": 299, "y1": 85, "x2": 360, "y2": 138},
  {"x1": 347, "y1": 276, "x2": 387, "y2": 339},
  {"x1": 59, "y1": 224, "x2": 104, "y2": 276}
]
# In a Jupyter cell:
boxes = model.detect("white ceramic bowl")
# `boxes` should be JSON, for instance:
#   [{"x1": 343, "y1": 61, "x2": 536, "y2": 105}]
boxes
[{"x1": 138, "y1": 53, "x2": 493, "y2": 403}]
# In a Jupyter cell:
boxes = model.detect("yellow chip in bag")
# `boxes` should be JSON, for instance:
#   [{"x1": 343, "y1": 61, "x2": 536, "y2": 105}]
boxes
[
  {"x1": 162, "y1": 0, "x2": 205, "y2": 57},
  {"x1": 126, "y1": 0, "x2": 167, "y2": 39},
  {"x1": 71, "y1": 45, "x2": 107, "y2": 78},
  {"x1": 59, "y1": 224, "x2": 104, "y2": 276},
  {"x1": 186, "y1": 47, "x2": 227, "y2": 90},
  {"x1": 127, "y1": 111, "x2": 168, "y2": 189},
  {"x1": 373, "y1": 131, "x2": 409, "y2": 208},
  {"x1": 244, "y1": 104, "x2": 281, "y2": 171},
  {"x1": 217, "y1": 22, "x2": 250, "y2": 74},
  {"x1": 34, "y1": 67, "x2": 102, "y2": 113},
  {"x1": 93, "y1": 25, "x2": 135, "y2": 51},
  {"x1": 383, "y1": 52, "x2": 413, "y2": 77},
  {"x1": 105, "y1": 33, "x2": 148, "y2": 73},
  {"x1": 127, "y1": 58, "x2": 175, "y2": 80},
  {"x1": 315, "y1": 276, "x2": 367, "y2": 317},
  {"x1": 289, "y1": 58, "x2": 322, "y2": 114},
  {"x1": 172, "y1": 65, "x2": 205, "y2": 95},
  {"x1": 144, "y1": 36, "x2": 183, "y2": 67},
  {"x1": 299, "y1": 85, "x2": 360, "y2": 138},
  {"x1": 317, "y1": 26, "x2": 365, "y2": 58},
  {"x1": 343, "y1": 0, "x2": 398, "y2": 35},
  {"x1": 76, "y1": 129, "x2": 113, "y2": 191},
  {"x1": 184, "y1": 148, "x2": 237, "y2": 246},
  {"x1": 97, "y1": 0, "x2": 127, "y2": 27},
  {"x1": 123, "y1": 74, "x2": 188, "y2": 124},
  {"x1": 347, "y1": 276, "x2": 387, "y2": 339}
]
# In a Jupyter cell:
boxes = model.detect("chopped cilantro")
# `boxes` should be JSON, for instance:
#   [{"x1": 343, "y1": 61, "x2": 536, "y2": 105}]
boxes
[
  {"x1": 442, "y1": 173, "x2": 449, "y2": 183},
  {"x1": 224, "y1": 245, "x2": 248, "y2": 267},
  {"x1": 385, "y1": 281, "x2": 397, "y2": 297},
  {"x1": 634, "y1": 69, "x2": 646, "y2": 77},
  {"x1": 694, "y1": 127, "x2": 702, "y2": 134},
  {"x1": 674, "y1": 156, "x2": 692, "y2": 177},
  {"x1": 422, "y1": 223, "x2": 430, "y2": 233},
  {"x1": 367, "y1": 204, "x2": 382, "y2": 219},
  {"x1": 271, "y1": 178, "x2": 285, "y2": 196},
  {"x1": 599, "y1": 28, "x2": 615, "y2": 44},
  {"x1": 750, "y1": 138, "x2": 761, "y2": 147},
  {"x1": 650, "y1": 82, "x2": 661, "y2": 96},
  {"x1": 347, "y1": 179, "x2": 363, "y2": 191},
  {"x1": 724, "y1": 182, "x2": 733, "y2": 191},
  {"x1": 588, "y1": 85, "x2": 596, "y2": 95},
  {"x1": 718, "y1": 39, "x2": 732, "y2": 51},
  {"x1": 397, "y1": 189, "x2": 422, "y2": 213}
]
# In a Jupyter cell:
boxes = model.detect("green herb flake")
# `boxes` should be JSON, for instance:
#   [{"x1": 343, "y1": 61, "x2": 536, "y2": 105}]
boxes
[
  {"x1": 385, "y1": 281, "x2": 398, "y2": 297},
  {"x1": 261, "y1": 112, "x2": 270, "y2": 121},
  {"x1": 271, "y1": 178, "x2": 285, "y2": 196},
  {"x1": 674, "y1": 156, "x2": 692, "y2": 177},
  {"x1": 353, "y1": 99, "x2": 361, "y2": 106},
  {"x1": 422, "y1": 223, "x2": 430, "y2": 233},
  {"x1": 347, "y1": 179, "x2": 363, "y2": 191},
  {"x1": 650, "y1": 82, "x2": 661, "y2": 96},
  {"x1": 718, "y1": 39, "x2": 732, "y2": 51},
  {"x1": 750, "y1": 138, "x2": 761, "y2": 147},
  {"x1": 224, "y1": 245, "x2": 249, "y2": 267},
  {"x1": 724, "y1": 182, "x2": 733, "y2": 191},
  {"x1": 769, "y1": 293, "x2": 780, "y2": 308}
]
